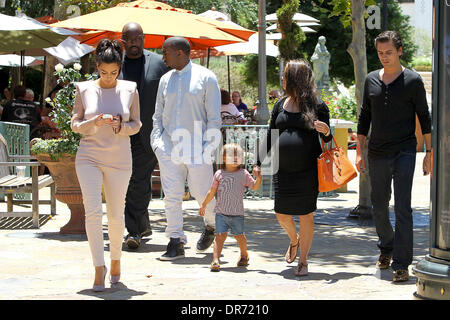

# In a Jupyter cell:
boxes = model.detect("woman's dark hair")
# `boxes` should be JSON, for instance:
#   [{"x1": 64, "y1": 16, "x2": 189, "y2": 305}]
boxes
[
  {"x1": 283, "y1": 59, "x2": 318, "y2": 128},
  {"x1": 220, "y1": 89, "x2": 231, "y2": 105},
  {"x1": 374, "y1": 30, "x2": 403, "y2": 52},
  {"x1": 95, "y1": 39, "x2": 123, "y2": 67}
]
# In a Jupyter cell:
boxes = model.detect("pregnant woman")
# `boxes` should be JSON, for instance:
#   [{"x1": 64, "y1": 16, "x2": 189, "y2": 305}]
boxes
[
  {"x1": 265, "y1": 59, "x2": 332, "y2": 276},
  {"x1": 71, "y1": 39, "x2": 141, "y2": 291}
]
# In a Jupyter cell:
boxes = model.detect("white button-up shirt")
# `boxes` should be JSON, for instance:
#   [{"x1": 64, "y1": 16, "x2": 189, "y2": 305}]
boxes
[{"x1": 151, "y1": 61, "x2": 221, "y2": 164}]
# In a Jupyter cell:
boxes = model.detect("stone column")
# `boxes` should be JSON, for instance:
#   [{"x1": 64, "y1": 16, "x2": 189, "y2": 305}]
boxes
[{"x1": 412, "y1": 0, "x2": 450, "y2": 300}]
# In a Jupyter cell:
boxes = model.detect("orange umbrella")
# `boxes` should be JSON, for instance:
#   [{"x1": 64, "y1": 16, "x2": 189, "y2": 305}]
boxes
[
  {"x1": 116, "y1": 0, "x2": 191, "y2": 13},
  {"x1": 52, "y1": 0, "x2": 254, "y2": 49}
]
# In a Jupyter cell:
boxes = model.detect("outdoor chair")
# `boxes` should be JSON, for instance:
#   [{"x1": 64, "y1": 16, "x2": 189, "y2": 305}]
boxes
[{"x1": 0, "y1": 135, "x2": 55, "y2": 228}]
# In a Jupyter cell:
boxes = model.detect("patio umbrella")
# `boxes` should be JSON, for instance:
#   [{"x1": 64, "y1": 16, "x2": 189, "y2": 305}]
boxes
[
  {"x1": 0, "y1": 13, "x2": 74, "y2": 53},
  {"x1": 266, "y1": 28, "x2": 317, "y2": 41},
  {"x1": 190, "y1": 33, "x2": 279, "y2": 93},
  {"x1": 198, "y1": 9, "x2": 229, "y2": 21},
  {"x1": 42, "y1": 37, "x2": 94, "y2": 65},
  {"x1": 191, "y1": 33, "x2": 279, "y2": 58},
  {"x1": 0, "y1": 54, "x2": 43, "y2": 67},
  {"x1": 52, "y1": 0, "x2": 254, "y2": 49},
  {"x1": 266, "y1": 21, "x2": 321, "y2": 31},
  {"x1": 2, "y1": 37, "x2": 95, "y2": 66},
  {"x1": 0, "y1": 13, "x2": 77, "y2": 84},
  {"x1": 265, "y1": 12, "x2": 320, "y2": 24}
]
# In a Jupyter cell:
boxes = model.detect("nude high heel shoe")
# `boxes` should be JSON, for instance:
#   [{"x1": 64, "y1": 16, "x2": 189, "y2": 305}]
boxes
[
  {"x1": 110, "y1": 274, "x2": 120, "y2": 284},
  {"x1": 93, "y1": 266, "x2": 107, "y2": 292}
]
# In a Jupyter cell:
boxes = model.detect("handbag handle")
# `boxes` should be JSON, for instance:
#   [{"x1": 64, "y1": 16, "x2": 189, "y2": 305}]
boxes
[{"x1": 320, "y1": 135, "x2": 338, "y2": 152}]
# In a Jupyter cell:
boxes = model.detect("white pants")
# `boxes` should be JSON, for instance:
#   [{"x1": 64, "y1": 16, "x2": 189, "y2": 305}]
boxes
[
  {"x1": 155, "y1": 148, "x2": 216, "y2": 244},
  {"x1": 76, "y1": 161, "x2": 131, "y2": 267}
]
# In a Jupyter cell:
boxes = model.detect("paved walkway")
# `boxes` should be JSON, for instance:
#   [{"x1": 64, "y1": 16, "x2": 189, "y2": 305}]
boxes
[{"x1": 0, "y1": 151, "x2": 432, "y2": 300}]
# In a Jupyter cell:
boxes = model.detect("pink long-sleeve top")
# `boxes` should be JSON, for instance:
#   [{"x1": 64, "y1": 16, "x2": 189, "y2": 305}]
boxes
[{"x1": 71, "y1": 80, "x2": 142, "y2": 169}]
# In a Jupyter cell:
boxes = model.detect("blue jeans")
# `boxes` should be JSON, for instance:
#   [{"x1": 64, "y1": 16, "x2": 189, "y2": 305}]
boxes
[
  {"x1": 368, "y1": 148, "x2": 416, "y2": 271},
  {"x1": 215, "y1": 213, "x2": 245, "y2": 236}
]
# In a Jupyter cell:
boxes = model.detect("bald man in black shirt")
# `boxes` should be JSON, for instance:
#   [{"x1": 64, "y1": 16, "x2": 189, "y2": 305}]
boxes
[
  {"x1": 356, "y1": 31, "x2": 431, "y2": 283},
  {"x1": 120, "y1": 22, "x2": 169, "y2": 249}
]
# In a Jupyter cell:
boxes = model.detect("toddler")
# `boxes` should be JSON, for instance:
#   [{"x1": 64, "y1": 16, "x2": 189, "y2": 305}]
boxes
[{"x1": 199, "y1": 143, "x2": 262, "y2": 271}]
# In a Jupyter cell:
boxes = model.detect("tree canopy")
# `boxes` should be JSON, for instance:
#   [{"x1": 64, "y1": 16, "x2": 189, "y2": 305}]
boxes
[
  {"x1": 0, "y1": 0, "x2": 55, "y2": 17},
  {"x1": 277, "y1": 0, "x2": 306, "y2": 60},
  {"x1": 266, "y1": 0, "x2": 416, "y2": 86},
  {"x1": 167, "y1": 0, "x2": 258, "y2": 30}
]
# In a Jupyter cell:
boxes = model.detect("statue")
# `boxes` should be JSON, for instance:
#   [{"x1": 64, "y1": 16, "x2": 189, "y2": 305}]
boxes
[{"x1": 311, "y1": 36, "x2": 331, "y2": 92}]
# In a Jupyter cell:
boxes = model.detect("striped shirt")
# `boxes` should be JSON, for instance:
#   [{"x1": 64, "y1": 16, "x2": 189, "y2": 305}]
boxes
[{"x1": 212, "y1": 169, "x2": 256, "y2": 216}]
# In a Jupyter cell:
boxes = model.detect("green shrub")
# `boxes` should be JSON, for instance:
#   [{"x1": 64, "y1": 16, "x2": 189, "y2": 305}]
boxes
[
  {"x1": 412, "y1": 56, "x2": 432, "y2": 71},
  {"x1": 319, "y1": 86, "x2": 357, "y2": 123},
  {"x1": 31, "y1": 63, "x2": 96, "y2": 160}
]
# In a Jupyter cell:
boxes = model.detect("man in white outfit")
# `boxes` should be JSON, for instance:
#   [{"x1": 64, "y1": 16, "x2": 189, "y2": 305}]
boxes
[{"x1": 151, "y1": 37, "x2": 221, "y2": 260}]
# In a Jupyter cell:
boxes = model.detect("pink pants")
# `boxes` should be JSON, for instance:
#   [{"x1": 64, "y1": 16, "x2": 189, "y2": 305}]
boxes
[{"x1": 76, "y1": 161, "x2": 131, "y2": 267}]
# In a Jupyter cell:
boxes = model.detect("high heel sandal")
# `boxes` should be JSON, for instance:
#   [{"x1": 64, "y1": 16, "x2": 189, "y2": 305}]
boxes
[
  {"x1": 93, "y1": 266, "x2": 107, "y2": 292},
  {"x1": 110, "y1": 274, "x2": 120, "y2": 284}
]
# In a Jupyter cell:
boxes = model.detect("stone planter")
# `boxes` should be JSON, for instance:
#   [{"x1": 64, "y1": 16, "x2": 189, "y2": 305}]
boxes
[{"x1": 35, "y1": 154, "x2": 86, "y2": 234}]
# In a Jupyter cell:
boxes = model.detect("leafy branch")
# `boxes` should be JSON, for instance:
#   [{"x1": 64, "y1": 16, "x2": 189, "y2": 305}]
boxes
[
  {"x1": 31, "y1": 63, "x2": 96, "y2": 160},
  {"x1": 312, "y1": 0, "x2": 377, "y2": 28}
]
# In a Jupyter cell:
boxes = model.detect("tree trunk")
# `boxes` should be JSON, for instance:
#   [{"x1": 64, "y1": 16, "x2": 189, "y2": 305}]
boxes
[
  {"x1": 43, "y1": 1, "x2": 65, "y2": 99},
  {"x1": 347, "y1": 0, "x2": 372, "y2": 216}
]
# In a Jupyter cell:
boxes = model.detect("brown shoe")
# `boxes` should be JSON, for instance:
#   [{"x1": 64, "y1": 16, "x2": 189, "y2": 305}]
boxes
[
  {"x1": 393, "y1": 269, "x2": 409, "y2": 282},
  {"x1": 376, "y1": 254, "x2": 392, "y2": 269},
  {"x1": 237, "y1": 255, "x2": 249, "y2": 267},
  {"x1": 285, "y1": 234, "x2": 300, "y2": 264},
  {"x1": 295, "y1": 262, "x2": 308, "y2": 277}
]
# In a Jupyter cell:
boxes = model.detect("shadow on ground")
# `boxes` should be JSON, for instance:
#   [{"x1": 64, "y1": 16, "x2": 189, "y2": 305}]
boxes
[
  {"x1": 147, "y1": 207, "x2": 430, "y2": 270},
  {"x1": 0, "y1": 214, "x2": 53, "y2": 229},
  {"x1": 2, "y1": 206, "x2": 429, "y2": 274},
  {"x1": 77, "y1": 282, "x2": 148, "y2": 300}
]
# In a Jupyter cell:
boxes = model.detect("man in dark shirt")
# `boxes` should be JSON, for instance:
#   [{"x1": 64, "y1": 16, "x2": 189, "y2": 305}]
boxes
[
  {"x1": 356, "y1": 31, "x2": 431, "y2": 283},
  {"x1": 1, "y1": 85, "x2": 42, "y2": 139},
  {"x1": 119, "y1": 22, "x2": 169, "y2": 250}
]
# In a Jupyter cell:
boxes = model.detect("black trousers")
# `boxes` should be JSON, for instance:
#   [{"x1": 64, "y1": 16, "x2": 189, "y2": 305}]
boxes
[
  {"x1": 124, "y1": 136, "x2": 158, "y2": 236},
  {"x1": 368, "y1": 148, "x2": 416, "y2": 270}
]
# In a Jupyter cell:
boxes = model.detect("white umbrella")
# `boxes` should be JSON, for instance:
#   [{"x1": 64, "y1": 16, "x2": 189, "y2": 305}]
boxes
[
  {"x1": 215, "y1": 33, "x2": 279, "y2": 57},
  {"x1": 198, "y1": 9, "x2": 229, "y2": 21},
  {"x1": 0, "y1": 54, "x2": 43, "y2": 67},
  {"x1": 265, "y1": 12, "x2": 320, "y2": 23},
  {"x1": 0, "y1": 13, "x2": 77, "y2": 53},
  {"x1": 266, "y1": 21, "x2": 320, "y2": 31},
  {"x1": 42, "y1": 37, "x2": 94, "y2": 65},
  {"x1": 9, "y1": 37, "x2": 94, "y2": 65},
  {"x1": 266, "y1": 28, "x2": 317, "y2": 41}
]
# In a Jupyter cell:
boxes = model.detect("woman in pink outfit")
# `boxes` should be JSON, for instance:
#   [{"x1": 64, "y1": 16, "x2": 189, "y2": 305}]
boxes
[{"x1": 71, "y1": 39, "x2": 142, "y2": 291}]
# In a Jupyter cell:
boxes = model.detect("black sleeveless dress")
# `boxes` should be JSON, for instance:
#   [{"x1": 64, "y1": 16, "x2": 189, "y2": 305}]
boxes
[{"x1": 266, "y1": 97, "x2": 333, "y2": 215}]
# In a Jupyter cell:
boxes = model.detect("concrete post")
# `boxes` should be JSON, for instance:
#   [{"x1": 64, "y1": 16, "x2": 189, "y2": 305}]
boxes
[
  {"x1": 412, "y1": 0, "x2": 450, "y2": 300},
  {"x1": 256, "y1": 0, "x2": 270, "y2": 125}
]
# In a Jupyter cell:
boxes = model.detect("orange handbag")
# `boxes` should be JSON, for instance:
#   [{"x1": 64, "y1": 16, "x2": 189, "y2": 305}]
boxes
[{"x1": 317, "y1": 136, "x2": 357, "y2": 192}]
